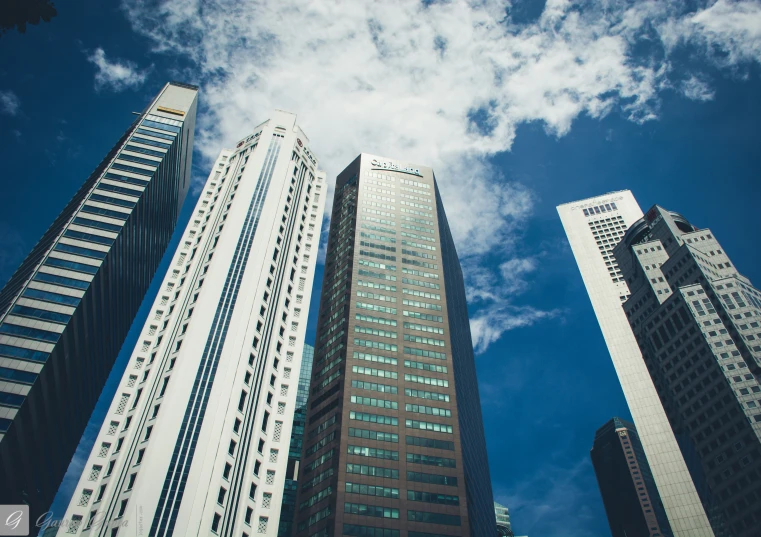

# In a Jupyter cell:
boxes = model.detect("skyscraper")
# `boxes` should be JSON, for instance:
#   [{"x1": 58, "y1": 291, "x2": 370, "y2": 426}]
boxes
[
  {"x1": 58, "y1": 110, "x2": 326, "y2": 536},
  {"x1": 557, "y1": 191, "x2": 715, "y2": 537},
  {"x1": 0, "y1": 82, "x2": 198, "y2": 521},
  {"x1": 591, "y1": 417, "x2": 673, "y2": 537},
  {"x1": 278, "y1": 343, "x2": 315, "y2": 537},
  {"x1": 613, "y1": 204, "x2": 761, "y2": 537},
  {"x1": 293, "y1": 154, "x2": 495, "y2": 537},
  {"x1": 494, "y1": 502, "x2": 513, "y2": 536}
]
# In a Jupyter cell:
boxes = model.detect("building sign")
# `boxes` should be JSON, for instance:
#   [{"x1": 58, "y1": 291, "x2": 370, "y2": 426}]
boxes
[
  {"x1": 156, "y1": 105, "x2": 185, "y2": 117},
  {"x1": 370, "y1": 158, "x2": 422, "y2": 177}
]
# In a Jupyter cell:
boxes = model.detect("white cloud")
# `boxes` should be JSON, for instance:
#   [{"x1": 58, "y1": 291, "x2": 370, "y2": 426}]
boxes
[
  {"x1": 466, "y1": 251, "x2": 563, "y2": 354},
  {"x1": 470, "y1": 305, "x2": 561, "y2": 354},
  {"x1": 122, "y1": 0, "x2": 761, "y2": 351},
  {"x1": 0, "y1": 90, "x2": 20, "y2": 116},
  {"x1": 681, "y1": 74, "x2": 715, "y2": 101},
  {"x1": 500, "y1": 257, "x2": 538, "y2": 295},
  {"x1": 86, "y1": 47, "x2": 149, "y2": 92},
  {"x1": 680, "y1": 0, "x2": 761, "y2": 66}
]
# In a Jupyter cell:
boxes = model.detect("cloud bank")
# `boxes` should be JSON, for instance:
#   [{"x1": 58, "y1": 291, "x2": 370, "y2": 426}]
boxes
[{"x1": 121, "y1": 0, "x2": 761, "y2": 351}]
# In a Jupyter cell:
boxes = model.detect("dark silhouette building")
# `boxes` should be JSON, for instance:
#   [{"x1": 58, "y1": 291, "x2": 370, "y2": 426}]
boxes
[
  {"x1": 591, "y1": 417, "x2": 673, "y2": 537},
  {"x1": 0, "y1": 82, "x2": 197, "y2": 521}
]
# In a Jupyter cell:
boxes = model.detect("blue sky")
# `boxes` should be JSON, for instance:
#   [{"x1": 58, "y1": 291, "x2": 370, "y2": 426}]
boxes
[{"x1": 1, "y1": 1, "x2": 761, "y2": 535}]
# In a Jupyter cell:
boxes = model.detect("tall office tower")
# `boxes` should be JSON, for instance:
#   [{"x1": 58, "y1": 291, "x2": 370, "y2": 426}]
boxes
[
  {"x1": 58, "y1": 111, "x2": 327, "y2": 537},
  {"x1": 591, "y1": 417, "x2": 673, "y2": 537},
  {"x1": 613, "y1": 205, "x2": 761, "y2": 537},
  {"x1": 494, "y1": 502, "x2": 513, "y2": 536},
  {"x1": 293, "y1": 154, "x2": 495, "y2": 537},
  {"x1": 0, "y1": 82, "x2": 197, "y2": 520},
  {"x1": 557, "y1": 191, "x2": 715, "y2": 537},
  {"x1": 278, "y1": 343, "x2": 315, "y2": 536}
]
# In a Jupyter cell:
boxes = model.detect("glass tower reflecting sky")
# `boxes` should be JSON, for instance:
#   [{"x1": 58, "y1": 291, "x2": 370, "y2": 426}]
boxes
[
  {"x1": 293, "y1": 153, "x2": 495, "y2": 537},
  {"x1": 0, "y1": 82, "x2": 198, "y2": 522},
  {"x1": 278, "y1": 343, "x2": 315, "y2": 537}
]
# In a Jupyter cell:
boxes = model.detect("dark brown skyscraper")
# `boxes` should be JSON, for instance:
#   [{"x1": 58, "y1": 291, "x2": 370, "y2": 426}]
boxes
[{"x1": 293, "y1": 154, "x2": 495, "y2": 537}]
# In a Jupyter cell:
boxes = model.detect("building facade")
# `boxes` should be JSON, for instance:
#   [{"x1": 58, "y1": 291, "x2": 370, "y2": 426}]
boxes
[
  {"x1": 57, "y1": 111, "x2": 326, "y2": 537},
  {"x1": 557, "y1": 191, "x2": 715, "y2": 537},
  {"x1": 0, "y1": 82, "x2": 198, "y2": 521},
  {"x1": 591, "y1": 417, "x2": 673, "y2": 537},
  {"x1": 613, "y1": 205, "x2": 761, "y2": 537},
  {"x1": 278, "y1": 343, "x2": 316, "y2": 537},
  {"x1": 494, "y1": 502, "x2": 512, "y2": 536},
  {"x1": 293, "y1": 154, "x2": 495, "y2": 537}
]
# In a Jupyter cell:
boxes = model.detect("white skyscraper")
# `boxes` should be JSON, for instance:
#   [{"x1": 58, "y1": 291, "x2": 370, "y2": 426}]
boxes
[
  {"x1": 59, "y1": 111, "x2": 326, "y2": 537},
  {"x1": 558, "y1": 191, "x2": 715, "y2": 537}
]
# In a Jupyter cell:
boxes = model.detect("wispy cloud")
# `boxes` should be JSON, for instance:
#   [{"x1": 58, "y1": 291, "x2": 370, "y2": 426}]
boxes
[
  {"x1": 681, "y1": 74, "x2": 715, "y2": 101},
  {"x1": 495, "y1": 455, "x2": 603, "y2": 537},
  {"x1": 661, "y1": 0, "x2": 761, "y2": 66},
  {"x1": 0, "y1": 90, "x2": 20, "y2": 116},
  {"x1": 121, "y1": 0, "x2": 761, "y2": 351},
  {"x1": 86, "y1": 47, "x2": 150, "y2": 92},
  {"x1": 470, "y1": 304, "x2": 561, "y2": 353}
]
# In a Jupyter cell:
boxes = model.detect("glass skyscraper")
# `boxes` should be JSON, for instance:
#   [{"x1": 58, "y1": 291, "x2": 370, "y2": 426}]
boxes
[
  {"x1": 293, "y1": 154, "x2": 495, "y2": 537},
  {"x1": 591, "y1": 417, "x2": 673, "y2": 537},
  {"x1": 558, "y1": 191, "x2": 715, "y2": 537},
  {"x1": 613, "y1": 204, "x2": 761, "y2": 537},
  {"x1": 57, "y1": 110, "x2": 326, "y2": 537},
  {"x1": 0, "y1": 82, "x2": 198, "y2": 521},
  {"x1": 494, "y1": 502, "x2": 513, "y2": 536},
  {"x1": 278, "y1": 343, "x2": 315, "y2": 537}
]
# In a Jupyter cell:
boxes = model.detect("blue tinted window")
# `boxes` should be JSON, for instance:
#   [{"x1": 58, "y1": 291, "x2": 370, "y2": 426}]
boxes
[
  {"x1": 0, "y1": 366, "x2": 37, "y2": 384},
  {"x1": 0, "y1": 343, "x2": 49, "y2": 362},
  {"x1": 63, "y1": 229, "x2": 114, "y2": 246},
  {"x1": 142, "y1": 120, "x2": 181, "y2": 133},
  {"x1": 125, "y1": 143, "x2": 164, "y2": 157},
  {"x1": 73, "y1": 217, "x2": 123, "y2": 233},
  {"x1": 0, "y1": 391, "x2": 25, "y2": 407},
  {"x1": 0, "y1": 418, "x2": 12, "y2": 432},
  {"x1": 110, "y1": 163, "x2": 153, "y2": 177},
  {"x1": 45, "y1": 257, "x2": 98, "y2": 274},
  {"x1": 132, "y1": 135, "x2": 171, "y2": 147},
  {"x1": 117, "y1": 153, "x2": 160, "y2": 167},
  {"x1": 79, "y1": 204, "x2": 129, "y2": 220},
  {"x1": 103, "y1": 172, "x2": 149, "y2": 187},
  {"x1": 54, "y1": 243, "x2": 107, "y2": 259},
  {"x1": 34, "y1": 272, "x2": 89, "y2": 290},
  {"x1": 136, "y1": 128, "x2": 174, "y2": 141},
  {"x1": 23, "y1": 288, "x2": 81, "y2": 306},
  {"x1": 89, "y1": 193, "x2": 137, "y2": 208},
  {"x1": 407, "y1": 511, "x2": 461, "y2": 526},
  {"x1": 0, "y1": 322, "x2": 61, "y2": 343},
  {"x1": 11, "y1": 305, "x2": 71, "y2": 323}
]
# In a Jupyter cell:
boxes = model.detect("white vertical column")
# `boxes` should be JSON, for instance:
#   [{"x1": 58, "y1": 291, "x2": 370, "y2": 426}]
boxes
[{"x1": 558, "y1": 190, "x2": 715, "y2": 537}]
